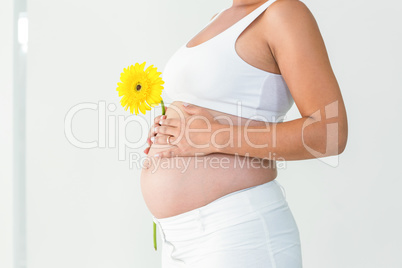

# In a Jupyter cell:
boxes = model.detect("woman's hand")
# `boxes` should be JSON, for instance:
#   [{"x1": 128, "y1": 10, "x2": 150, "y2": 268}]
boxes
[
  {"x1": 143, "y1": 108, "x2": 169, "y2": 155},
  {"x1": 152, "y1": 103, "x2": 220, "y2": 158}
]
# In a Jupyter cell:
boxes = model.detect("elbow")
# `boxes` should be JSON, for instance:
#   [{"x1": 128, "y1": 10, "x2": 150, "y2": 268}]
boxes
[
  {"x1": 325, "y1": 118, "x2": 348, "y2": 157},
  {"x1": 337, "y1": 135, "x2": 347, "y2": 155},
  {"x1": 303, "y1": 114, "x2": 348, "y2": 158},
  {"x1": 335, "y1": 119, "x2": 348, "y2": 156},
  {"x1": 321, "y1": 131, "x2": 347, "y2": 158}
]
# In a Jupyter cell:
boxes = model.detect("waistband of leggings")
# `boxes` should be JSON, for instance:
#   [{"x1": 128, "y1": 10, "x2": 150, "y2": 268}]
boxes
[{"x1": 152, "y1": 179, "x2": 286, "y2": 229}]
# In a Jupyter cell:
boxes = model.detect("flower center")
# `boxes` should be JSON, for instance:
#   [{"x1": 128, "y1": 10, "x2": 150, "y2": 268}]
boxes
[{"x1": 136, "y1": 83, "x2": 142, "y2": 91}]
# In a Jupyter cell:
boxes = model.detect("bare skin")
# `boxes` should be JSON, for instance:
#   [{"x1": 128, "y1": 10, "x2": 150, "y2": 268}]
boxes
[{"x1": 140, "y1": 0, "x2": 348, "y2": 219}]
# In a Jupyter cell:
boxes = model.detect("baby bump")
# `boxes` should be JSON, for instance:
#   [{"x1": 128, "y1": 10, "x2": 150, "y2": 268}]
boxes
[
  {"x1": 140, "y1": 153, "x2": 277, "y2": 219},
  {"x1": 140, "y1": 101, "x2": 277, "y2": 219}
]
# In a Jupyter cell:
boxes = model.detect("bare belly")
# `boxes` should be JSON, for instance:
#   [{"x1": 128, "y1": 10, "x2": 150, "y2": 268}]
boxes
[{"x1": 140, "y1": 101, "x2": 277, "y2": 219}]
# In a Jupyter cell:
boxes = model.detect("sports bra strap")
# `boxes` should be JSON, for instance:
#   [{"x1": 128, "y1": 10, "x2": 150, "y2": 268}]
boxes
[
  {"x1": 194, "y1": 0, "x2": 278, "y2": 47},
  {"x1": 227, "y1": 0, "x2": 278, "y2": 40}
]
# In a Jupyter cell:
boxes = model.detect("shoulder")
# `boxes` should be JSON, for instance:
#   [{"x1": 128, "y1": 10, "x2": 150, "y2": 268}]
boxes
[
  {"x1": 262, "y1": 0, "x2": 317, "y2": 32},
  {"x1": 265, "y1": 0, "x2": 313, "y2": 18},
  {"x1": 261, "y1": 0, "x2": 321, "y2": 52}
]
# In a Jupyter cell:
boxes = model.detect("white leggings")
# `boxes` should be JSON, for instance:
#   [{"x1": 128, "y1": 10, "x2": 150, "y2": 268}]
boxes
[{"x1": 152, "y1": 179, "x2": 303, "y2": 268}]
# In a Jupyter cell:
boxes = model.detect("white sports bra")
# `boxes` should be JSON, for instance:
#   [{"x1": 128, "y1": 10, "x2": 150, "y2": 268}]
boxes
[{"x1": 162, "y1": 0, "x2": 294, "y2": 123}]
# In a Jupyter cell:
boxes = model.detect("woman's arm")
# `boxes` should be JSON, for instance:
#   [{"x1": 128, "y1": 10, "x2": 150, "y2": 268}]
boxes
[
  {"x1": 154, "y1": 0, "x2": 348, "y2": 161},
  {"x1": 215, "y1": 0, "x2": 348, "y2": 160}
]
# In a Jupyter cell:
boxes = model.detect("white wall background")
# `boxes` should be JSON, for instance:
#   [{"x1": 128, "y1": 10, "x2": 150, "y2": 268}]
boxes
[
  {"x1": 1, "y1": 0, "x2": 401, "y2": 267},
  {"x1": 0, "y1": 0, "x2": 14, "y2": 267}
]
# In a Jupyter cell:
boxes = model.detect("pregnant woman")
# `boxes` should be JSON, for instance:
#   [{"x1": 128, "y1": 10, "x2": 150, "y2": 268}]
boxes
[{"x1": 141, "y1": 0, "x2": 348, "y2": 267}]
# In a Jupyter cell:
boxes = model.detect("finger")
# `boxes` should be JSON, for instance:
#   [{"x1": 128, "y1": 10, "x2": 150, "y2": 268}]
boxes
[
  {"x1": 159, "y1": 118, "x2": 181, "y2": 128},
  {"x1": 157, "y1": 135, "x2": 174, "y2": 145},
  {"x1": 154, "y1": 114, "x2": 167, "y2": 125},
  {"x1": 153, "y1": 134, "x2": 176, "y2": 145},
  {"x1": 155, "y1": 125, "x2": 179, "y2": 136},
  {"x1": 151, "y1": 122, "x2": 159, "y2": 137},
  {"x1": 148, "y1": 121, "x2": 161, "y2": 140},
  {"x1": 150, "y1": 133, "x2": 168, "y2": 144},
  {"x1": 155, "y1": 149, "x2": 179, "y2": 158}
]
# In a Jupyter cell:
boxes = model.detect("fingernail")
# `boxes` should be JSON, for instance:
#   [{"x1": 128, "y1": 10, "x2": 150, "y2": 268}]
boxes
[
  {"x1": 154, "y1": 126, "x2": 158, "y2": 132},
  {"x1": 163, "y1": 115, "x2": 167, "y2": 119},
  {"x1": 150, "y1": 137, "x2": 155, "y2": 143},
  {"x1": 154, "y1": 154, "x2": 159, "y2": 158},
  {"x1": 159, "y1": 120, "x2": 163, "y2": 125},
  {"x1": 183, "y1": 102, "x2": 189, "y2": 107}
]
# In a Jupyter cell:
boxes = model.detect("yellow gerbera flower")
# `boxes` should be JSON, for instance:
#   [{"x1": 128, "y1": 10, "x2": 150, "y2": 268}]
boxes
[
  {"x1": 116, "y1": 61, "x2": 166, "y2": 251},
  {"x1": 116, "y1": 62, "x2": 164, "y2": 115}
]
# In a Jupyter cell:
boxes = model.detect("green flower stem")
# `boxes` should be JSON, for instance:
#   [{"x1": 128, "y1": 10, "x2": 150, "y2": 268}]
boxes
[
  {"x1": 153, "y1": 99, "x2": 166, "y2": 251},
  {"x1": 161, "y1": 99, "x2": 165, "y2": 115},
  {"x1": 153, "y1": 221, "x2": 157, "y2": 251}
]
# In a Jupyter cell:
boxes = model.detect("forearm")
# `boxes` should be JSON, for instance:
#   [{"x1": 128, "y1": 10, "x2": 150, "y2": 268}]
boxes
[{"x1": 213, "y1": 115, "x2": 346, "y2": 161}]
